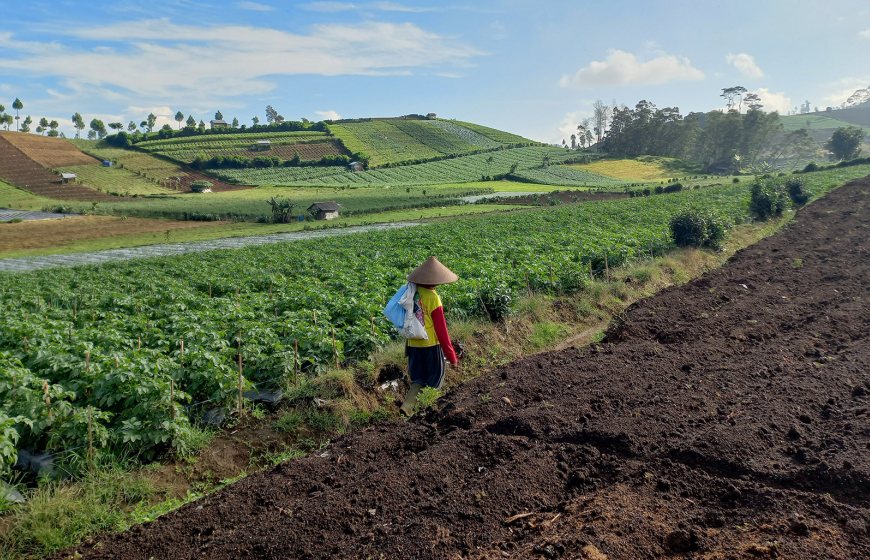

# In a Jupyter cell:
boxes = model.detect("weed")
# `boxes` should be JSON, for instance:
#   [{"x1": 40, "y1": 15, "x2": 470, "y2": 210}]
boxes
[
  {"x1": 415, "y1": 387, "x2": 443, "y2": 412},
  {"x1": 791, "y1": 258, "x2": 804, "y2": 269}
]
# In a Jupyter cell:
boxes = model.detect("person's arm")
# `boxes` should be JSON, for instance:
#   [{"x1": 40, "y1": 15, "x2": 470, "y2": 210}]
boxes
[{"x1": 431, "y1": 306, "x2": 458, "y2": 364}]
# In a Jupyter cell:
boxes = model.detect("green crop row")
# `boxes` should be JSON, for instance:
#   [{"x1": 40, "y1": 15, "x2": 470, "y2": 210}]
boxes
[
  {"x1": 136, "y1": 130, "x2": 328, "y2": 149},
  {"x1": 510, "y1": 165, "x2": 627, "y2": 188},
  {"x1": 212, "y1": 146, "x2": 582, "y2": 186}
]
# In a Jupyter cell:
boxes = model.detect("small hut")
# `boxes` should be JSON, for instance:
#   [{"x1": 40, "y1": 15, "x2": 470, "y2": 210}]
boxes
[
  {"x1": 210, "y1": 119, "x2": 228, "y2": 130},
  {"x1": 308, "y1": 201, "x2": 341, "y2": 220},
  {"x1": 250, "y1": 139, "x2": 272, "y2": 151},
  {"x1": 60, "y1": 172, "x2": 77, "y2": 184},
  {"x1": 348, "y1": 161, "x2": 365, "y2": 172}
]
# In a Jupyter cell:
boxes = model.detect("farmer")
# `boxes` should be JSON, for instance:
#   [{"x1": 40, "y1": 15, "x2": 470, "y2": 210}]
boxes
[{"x1": 400, "y1": 256, "x2": 460, "y2": 416}]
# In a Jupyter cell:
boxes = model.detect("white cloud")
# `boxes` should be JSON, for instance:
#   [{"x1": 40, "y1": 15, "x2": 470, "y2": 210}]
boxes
[
  {"x1": 859, "y1": 28, "x2": 870, "y2": 39},
  {"x1": 726, "y1": 52, "x2": 763, "y2": 79},
  {"x1": 554, "y1": 110, "x2": 590, "y2": 145},
  {"x1": 373, "y1": 2, "x2": 434, "y2": 12},
  {"x1": 820, "y1": 77, "x2": 870, "y2": 107},
  {"x1": 237, "y1": 1, "x2": 274, "y2": 11},
  {"x1": 559, "y1": 49, "x2": 704, "y2": 88},
  {"x1": 301, "y1": 1, "x2": 357, "y2": 11},
  {"x1": 751, "y1": 88, "x2": 791, "y2": 114},
  {"x1": 0, "y1": 20, "x2": 482, "y2": 109},
  {"x1": 315, "y1": 110, "x2": 342, "y2": 120}
]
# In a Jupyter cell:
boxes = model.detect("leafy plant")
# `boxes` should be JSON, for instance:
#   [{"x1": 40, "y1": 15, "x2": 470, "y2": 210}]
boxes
[
  {"x1": 785, "y1": 177, "x2": 809, "y2": 206},
  {"x1": 669, "y1": 206, "x2": 729, "y2": 249},
  {"x1": 749, "y1": 178, "x2": 788, "y2": 220}
]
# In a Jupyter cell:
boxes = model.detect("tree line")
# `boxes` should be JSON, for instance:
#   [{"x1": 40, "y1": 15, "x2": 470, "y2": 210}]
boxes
[{"x1": 570, "y1": 87, "x2": 866, "y2": 172}]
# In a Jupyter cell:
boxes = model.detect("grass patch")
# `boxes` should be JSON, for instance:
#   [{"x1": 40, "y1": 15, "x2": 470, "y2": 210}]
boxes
[
  {"x1": 529, "y1": 321, "x2": 570, "y2": 348},
  {"x1": 0, "y1": 181, "x2": 54, "y2": 211}
]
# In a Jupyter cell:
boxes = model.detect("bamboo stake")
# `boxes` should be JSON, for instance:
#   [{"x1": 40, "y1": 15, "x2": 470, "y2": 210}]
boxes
[
  {"x1": 604, "y1": 252, "x2": 610, "y2": 282},
  {"x1": 370, "y1": 316, "x2": 376, "y2": 337},
  {"x1": 313, "y1": 310, "x2": 318, "y2": 325},
  {"x1": 237, "y1": 330, "x2": 244, "y2": 417},
  {"x1": 180, "y1": 339, "x2": 185, "y2": 362},
  {"x1": 331, "y1": 327, "x2": 339, "y2": 368},
  {"x1": 524, "y1": 270, "x2": 532, "y2": 297},
  {"x1": 85, "y1": 351, "x2": 91, "y2": 373},
  {"x1": 137, "y1": 336, "x2": 141, "y2": 350}
]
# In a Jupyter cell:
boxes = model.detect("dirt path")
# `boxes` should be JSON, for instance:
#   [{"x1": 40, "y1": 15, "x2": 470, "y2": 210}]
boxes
[
  {"x1": 0, "y1": 221, "x2": 419, "y2": 272},
  {"x1": 60, "y1": 179, "x2": 869, "y2": 559}
]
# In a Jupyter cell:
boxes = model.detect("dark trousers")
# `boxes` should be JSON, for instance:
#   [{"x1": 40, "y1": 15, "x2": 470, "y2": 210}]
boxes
[{"x1": 406, "y1": 344, "x2": 446, "y2": 389}]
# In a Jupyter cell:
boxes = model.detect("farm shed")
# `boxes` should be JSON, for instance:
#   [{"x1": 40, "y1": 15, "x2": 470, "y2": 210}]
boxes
[
  {"x1": 308, "y1": 201, "x2": 341, "y2": 220},
  {"x1": 348, "y1": 161, "x2": 365, "y2": 172},
  {"x1": 210, "y1": 119, "x2": 228, "y2": 130},
  {"x1": 250, "y1": 140, "x2": 272, "y2": 151},
  {"x1": 59, "y1": 172, "x2": 77, "y2": 184},
  {"x1": 102, "y1": 160, "x2": 113, "y2": 167}
]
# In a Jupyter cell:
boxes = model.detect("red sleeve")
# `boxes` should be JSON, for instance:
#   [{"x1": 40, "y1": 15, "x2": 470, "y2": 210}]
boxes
[{"x1": 431, "y1": 306, "x2": 458, "y2": 364}]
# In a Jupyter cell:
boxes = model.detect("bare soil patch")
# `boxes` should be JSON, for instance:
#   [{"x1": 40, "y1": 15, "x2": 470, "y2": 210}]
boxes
[
  {"x1": 60, "y1": 178, "x2": 870, "y2": 559},
  {"x1": 0, "y1": 216, "x2": 226, "y2": 252}
]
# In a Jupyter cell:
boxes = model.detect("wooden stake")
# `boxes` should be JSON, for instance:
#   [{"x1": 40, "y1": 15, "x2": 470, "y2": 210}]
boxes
[
  {"x1": 604, "y1": 252, "x2": 610, "y2": 282},
  {"x1": 137, "y1": 336, "x2": 141, "y2": 350},
  {"x1": 209, "y1": 284, "x2": 213, "y2": 298},
  {"x1": 293, "y1": 339, "x2": 299, "y2": 377},
  {"x1": 179, "y1": 339, "x2": 185, "y2": 362},
  {"x1": 313, "y1": 310, "x2": 318, "y2": 325},
  {"x1": 114, "y1": 356, "x2": 119, "y2": 368},
  {"x1": 370, "y1": 316, "x2": 376, "y2": 337},
  {"x1": 170, "y1": 379, "x2": 176, "y2": 419},
  {"x1": 43, "y1": 380, "x2": 52, "y2": 420},
  {"x1": 237, "y1": 330, "x2": 244, "y2": 417},
  {"x1": 331, "y1": 327, "x2": 339, "y2": 368},
  {"x1": 87, "y1": 407, "x2": 94, "y2": 472},
  {"x1": 85, "y1": 351, "x2": 91, "y2": 373}
]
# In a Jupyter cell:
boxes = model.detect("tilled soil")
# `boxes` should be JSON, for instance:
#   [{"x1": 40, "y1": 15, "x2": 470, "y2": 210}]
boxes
[{"x1": 62, "y1": 179, "x2": 870, "y2": 559}]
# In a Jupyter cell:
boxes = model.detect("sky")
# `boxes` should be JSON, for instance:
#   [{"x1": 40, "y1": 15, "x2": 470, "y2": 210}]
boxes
[{"x1": 0, "y1": 0, "x2": 868, "y2": 142}]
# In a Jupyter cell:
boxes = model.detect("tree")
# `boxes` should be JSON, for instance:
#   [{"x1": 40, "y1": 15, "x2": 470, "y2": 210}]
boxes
[
  {"x1": 265, "y1": 105, "x2": 279, "y2": 124},
  {"x1": 37, "y1": 117, "x2": 49, "y2": 135},
  {"x1": 743, "y1": 92, "x2": 763, "y2": 111},
  {"x1": 87, "y1": 129, "x2": 96, "y2": 140},
  {"x1": 12, "y1": 98, "x2": 23, "y2": 131},
  {"x1": 72, "y1": 113, "x2": 86, "y2": 138},
  {"x1": 252, "y1": 116, "x2": 260, "y2": 126},
  {"x1": 197, "y1": 120, "x2": 206, "y2": 133},
  {"x1": 232, "y1": 117, "x2": 239, "y2": 128},
  {"x1": 127, "y1": 121, "x2": 137, "y2": 132},
  {"x1": 48, "y1": 120, "x2": 60, "y2": 137},
  {"x1": 139, "y1": 120, "x2": 148, "y2": 132},
  {"x1": 20, "y1": 115, "x2": 32, "y2": 133},
  {"x1": 108, "y1": 122, "x2": 124, "y2": 133},
  {"x1": 591, "y1": 100, "x2": 611, "y2": 146},
  {"x1": 89, "y1": 118, "x2": 107, "y2": 139},
  {"x1": 175, "y1": 111, "x2": 184, "y2": 129},
  {"x1": 185, "y1": 115, "x2": 196, "y2": 128},
  {"x1": 825, "y1": 126, "x2": 865, "y2": 161},
  {"x1": 214, "y1": 110, "x2": 223, "y2": 121},
  {"x1": 765, "y1": 129, "x2": 816, "y2": 169},
  {"x1": 569, "y1": 134, "x2": 577, "y2": 149},
  {"x1": 720, "y1": 86, "x2": 747, "y2": 112},
  {"x1": 146, "y1": 113, "x2": 157, "y2": 132}
]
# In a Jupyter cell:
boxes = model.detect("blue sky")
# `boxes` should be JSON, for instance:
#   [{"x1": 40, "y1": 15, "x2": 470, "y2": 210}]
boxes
[{"x1": 0, "y1": 0, "x2": 868, "y2": 141}]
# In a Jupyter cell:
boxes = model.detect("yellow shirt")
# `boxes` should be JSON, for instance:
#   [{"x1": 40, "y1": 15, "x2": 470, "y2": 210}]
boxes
[{"x1": 407, "y1": 287, "x2": 440, "y2": 348}]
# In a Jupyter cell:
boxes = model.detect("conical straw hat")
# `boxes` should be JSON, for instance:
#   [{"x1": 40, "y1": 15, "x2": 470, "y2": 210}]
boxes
[{"x1": 407, "y1": 256, "x2": 459, "y2": 285}]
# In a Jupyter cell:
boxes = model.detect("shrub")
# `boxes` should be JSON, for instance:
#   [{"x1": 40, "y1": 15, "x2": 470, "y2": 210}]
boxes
[
  {"x1": 749, "y1": 179, "x2": 788, "y2": 220},
  {"x1": 802, "y1": 162, "x2": 818, "y2": 172},
  {"x1": 669, "y1": 207, "x2": 729, "y2": 249},
  {"x1": 189, "y1": 180, "x2": 212, "y2": 193},
  {"x1": 479, "y1": 283, "x2": 513, "y2": 321},
  {"x1": 785, "y1": 178, "x2": 809, "y2": 206}
]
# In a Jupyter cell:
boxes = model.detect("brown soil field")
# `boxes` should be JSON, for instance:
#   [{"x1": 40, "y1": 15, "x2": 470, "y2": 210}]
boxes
[
  {"x1": 0, "y1": 131, "x2": 99, "y2": 167},
  {"x1": 0, "y1": 215, "x2": 225, "y2": 252},
  {"x1": 59, "y1": 178, "x2": 869, "y2": 559}
]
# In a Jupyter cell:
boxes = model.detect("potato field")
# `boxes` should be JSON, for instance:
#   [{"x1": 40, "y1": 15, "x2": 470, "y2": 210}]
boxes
[{"x1": 1, "y1": 174, "x2": 848, "y2": 476}]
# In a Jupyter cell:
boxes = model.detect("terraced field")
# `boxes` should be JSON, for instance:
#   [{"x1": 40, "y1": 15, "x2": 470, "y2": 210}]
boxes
[
  {"x1": 328, "y1": 120, "x2": 444, "y2": 166},
  {"x1": 213, "y1": 146, "x2": 580, "y2": 186},
  {"x1": 510, "y1": 165, "x2": 626, "y2": 187}
]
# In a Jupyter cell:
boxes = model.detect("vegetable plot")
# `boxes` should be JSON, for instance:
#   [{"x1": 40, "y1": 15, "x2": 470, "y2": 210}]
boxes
[{"x1": 0, "y1": 169, "x2": 858, "y2": 474}]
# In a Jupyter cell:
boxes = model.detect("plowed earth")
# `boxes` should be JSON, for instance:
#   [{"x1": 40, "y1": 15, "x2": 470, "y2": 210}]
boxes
[{"x1": 62, "y1": 179, "x2": 870, "y2": 560}]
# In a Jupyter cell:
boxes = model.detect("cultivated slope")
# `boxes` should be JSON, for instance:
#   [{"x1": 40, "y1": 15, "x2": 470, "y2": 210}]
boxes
[{"x1": 61, "y1": 177, "x2": 870, "y2": 559}]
